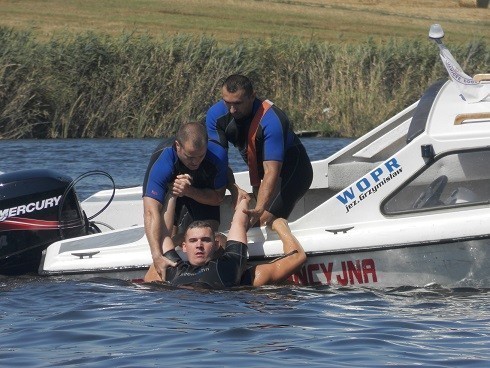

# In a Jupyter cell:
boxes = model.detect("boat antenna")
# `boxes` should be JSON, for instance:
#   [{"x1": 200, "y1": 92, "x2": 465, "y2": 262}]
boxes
[{"x1": 428, "y1": 23, "x2": 444, "y2": 43}]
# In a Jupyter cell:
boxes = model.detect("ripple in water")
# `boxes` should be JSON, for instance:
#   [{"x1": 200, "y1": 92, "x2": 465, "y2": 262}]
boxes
[{"x1": 1, "y1": 277, "x2": 488, "y2": 367}]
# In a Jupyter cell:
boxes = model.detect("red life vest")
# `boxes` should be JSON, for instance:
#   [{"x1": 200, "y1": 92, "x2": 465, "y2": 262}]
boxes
[{"x1": 247, "y1": 99, "x2": 274, "y2": 186}]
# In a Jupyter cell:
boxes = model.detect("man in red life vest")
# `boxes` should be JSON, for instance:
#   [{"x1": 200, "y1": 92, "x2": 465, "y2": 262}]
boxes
[{"x1": 205, "y1": 74, "x2": 313, "y2": 227}]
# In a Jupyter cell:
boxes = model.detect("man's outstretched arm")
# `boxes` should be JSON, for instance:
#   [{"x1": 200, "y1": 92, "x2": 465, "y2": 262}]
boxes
[
  {"x1": 251, "y1": 218, "x2": 306, "y2": 287},
  {"x1": 227, "y1": 197, "x2": 250, "y2": 244}
]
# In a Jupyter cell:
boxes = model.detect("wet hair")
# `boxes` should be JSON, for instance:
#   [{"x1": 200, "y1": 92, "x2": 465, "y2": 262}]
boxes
[
  {"x1": 185, "y1": 220, "x2": 215, "y2": 241},
  {"x1": 222, "y1": 74, "x2": 254, "y2": 97},
  {"x1": 175, "y1": 122, "x2": 208, "y2": 150}
]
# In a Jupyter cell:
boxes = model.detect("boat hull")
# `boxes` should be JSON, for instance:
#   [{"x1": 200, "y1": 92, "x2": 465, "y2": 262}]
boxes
[
  {"x1": 292, "y1": 238, "x2": 489, "y2": 288},
  {"x1": 41, "y1": 237, "x2": 489, "y2": 289}
]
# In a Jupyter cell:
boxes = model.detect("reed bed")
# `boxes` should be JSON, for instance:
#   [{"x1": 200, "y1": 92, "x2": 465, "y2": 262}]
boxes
[{"x1": 0, "y1": 28, "x2": 488, "y2": 139}]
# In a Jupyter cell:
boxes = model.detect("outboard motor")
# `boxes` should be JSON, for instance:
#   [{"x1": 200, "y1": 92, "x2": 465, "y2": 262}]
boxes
[{"x1": 0, "y1": 169, "x2": 88, "y2": 275}]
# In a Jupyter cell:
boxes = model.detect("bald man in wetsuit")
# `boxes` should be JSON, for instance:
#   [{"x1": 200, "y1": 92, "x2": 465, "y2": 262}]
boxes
[
  {"x1": 144, "y1": 194, "x2": 307, "y2": 288},
  {"x1": 143, "y1": 122, "x2": 228, "y2": 279},
  {"x1": 205, "y1": 74, "x2": 313, "y2": 227}
]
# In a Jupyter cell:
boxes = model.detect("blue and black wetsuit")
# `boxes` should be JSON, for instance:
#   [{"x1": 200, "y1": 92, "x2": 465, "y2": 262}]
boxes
[
  {"x1": 142, "y1": 139, "x2": 228, "y2": 231},
  {"x1": 206, "y1": 98, "x2": 313, "y2": 218},
  {"x1": 163, "y1": 240, "x2": 248, "y2": 288}
]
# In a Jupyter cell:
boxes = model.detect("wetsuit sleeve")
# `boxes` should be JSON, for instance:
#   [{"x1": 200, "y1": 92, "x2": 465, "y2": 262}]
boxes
[
  {"x1": 143, "y1": 148, "x2": 176, "y2": 204},
  {"x1": 205, "y1": 101, "x2": 229, "y2": 149},
  {"x1": 208, "y1": 141, "x2": 228, "y2": 189},
  {"x1": 261, "y1": 109, "x2": 286, "y2": 162},
  {"x1": 162, "y1": 249, "x2": 182, "y2": 283},
  {"x1": 163, "y1": 249, "x2": 182, "y2": 263},
  {"x1": 219, "y1": 240, "x2": 248, "y2": 286}
]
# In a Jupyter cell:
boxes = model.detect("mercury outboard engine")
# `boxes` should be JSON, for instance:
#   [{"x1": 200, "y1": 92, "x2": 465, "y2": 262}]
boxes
[{"x1": 0, "y1": 169, "x2": 89, "y2": 275}]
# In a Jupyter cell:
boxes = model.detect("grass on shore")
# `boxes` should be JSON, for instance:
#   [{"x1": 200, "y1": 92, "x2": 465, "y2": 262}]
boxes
[
  {"x1": 1, "y1": 28, "x2": 487, "y2": 139},
  {"x1": 0, "y1": 0, "x2": 488, "y2": 139}
]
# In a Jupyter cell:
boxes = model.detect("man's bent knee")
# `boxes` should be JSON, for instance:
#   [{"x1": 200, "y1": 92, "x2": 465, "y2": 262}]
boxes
[{"x1": 144, "y1": 264, "x2": 162, "y2": 283}]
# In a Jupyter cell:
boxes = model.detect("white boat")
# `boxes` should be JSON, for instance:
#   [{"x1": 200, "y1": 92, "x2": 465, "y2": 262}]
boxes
[{"x1": 2, "y1": 25, "x2": 490, "y2": 288}]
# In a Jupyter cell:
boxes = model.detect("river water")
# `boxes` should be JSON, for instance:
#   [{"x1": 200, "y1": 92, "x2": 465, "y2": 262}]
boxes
[{"x1": 1, "y1": 138, "x2": 489, "y2": 367}]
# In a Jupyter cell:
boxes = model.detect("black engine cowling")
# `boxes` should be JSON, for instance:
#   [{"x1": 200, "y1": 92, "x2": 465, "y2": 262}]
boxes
[{"x1": 0, "y1": 169, "x2": 88, "y2": 275}]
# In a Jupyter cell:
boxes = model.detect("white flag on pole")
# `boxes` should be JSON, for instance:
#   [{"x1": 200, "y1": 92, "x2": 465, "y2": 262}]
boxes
[{"x1": 435, "y1": 42, "x2": 489, "y2": 103}]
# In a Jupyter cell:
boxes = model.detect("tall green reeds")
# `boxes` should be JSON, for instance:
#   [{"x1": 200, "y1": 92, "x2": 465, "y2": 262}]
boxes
[{"x1": 0, "y1": 27, "x2": 487, "y2": 139}]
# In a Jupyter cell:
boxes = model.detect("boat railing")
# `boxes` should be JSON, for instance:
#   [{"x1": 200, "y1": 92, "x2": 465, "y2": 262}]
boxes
[
  {"x1": 454, "y1": 112, "x2": 490, "y2": 125},
  {"x1": 473, "y1": 74, "x2": 490, "y2": 83}
]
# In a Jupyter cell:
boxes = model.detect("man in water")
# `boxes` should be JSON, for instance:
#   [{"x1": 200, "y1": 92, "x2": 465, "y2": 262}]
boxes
[
  {"x1": 205, "y1": 74, "x2": 313, "y2": 227},
  {"x1": 144, "y1": 195, "x2": 306, "y2": 288},
  {"x1": 143, "y1": 122, "x2": 228, "y2": 280}
]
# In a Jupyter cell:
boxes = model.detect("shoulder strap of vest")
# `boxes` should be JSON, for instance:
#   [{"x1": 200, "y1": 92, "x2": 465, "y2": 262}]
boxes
[{"x1": 247, "y1": 99, "x2": 274, "y2": 186}]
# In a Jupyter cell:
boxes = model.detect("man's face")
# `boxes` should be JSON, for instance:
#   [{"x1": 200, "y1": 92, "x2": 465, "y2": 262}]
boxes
[
  {"x1": 182, "y1": 226, "x2": 218, "y2": 266},
  {"x1": 175, "y1": 140, "x2": 207, "y2": 170},
  {"x1": 222, "y1": 86, "x2": 255, "y2": 121}
]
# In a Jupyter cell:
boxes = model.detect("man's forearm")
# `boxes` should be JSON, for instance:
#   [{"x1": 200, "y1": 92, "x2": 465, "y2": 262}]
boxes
[
  {"x1": 144, "y1": 212, "x2": 164, "y2": 260},
  {"x1": 144, "y1": 196, "x2": 174, "y2": 258},
  {"x1": 255, "y1": 172, "x2": 277, "y2": 211},
  {"x1": 254, "y1": 160, "x2": 281, "y2": 213},
  {"x1": 186, "y1": 186, "x2": 225, "y2": 206}
]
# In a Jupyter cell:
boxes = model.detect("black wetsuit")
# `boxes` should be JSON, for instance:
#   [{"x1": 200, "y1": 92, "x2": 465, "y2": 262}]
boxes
[
  {"x1": 142, "y1": 139, "x2": 228, "y2": 231},
  {"x1": 163, "y1": 240, "x2": 248, "y2": 289},
  {"x1": 206, "y1": 98, "x2": 313, "y2": 219}
]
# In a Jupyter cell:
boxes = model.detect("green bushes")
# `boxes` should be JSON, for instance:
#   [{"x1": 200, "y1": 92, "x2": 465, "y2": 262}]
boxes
[{"x1": 0, "y1": 27, "x2": 487, "y2": 139}]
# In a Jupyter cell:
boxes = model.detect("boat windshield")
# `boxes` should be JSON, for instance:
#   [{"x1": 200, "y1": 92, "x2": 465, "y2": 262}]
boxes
[{"x1": 382, "y1": 149, "x2": 490, "y2": 214}]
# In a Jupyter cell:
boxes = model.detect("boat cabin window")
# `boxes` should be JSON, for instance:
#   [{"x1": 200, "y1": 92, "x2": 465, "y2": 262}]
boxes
[{"x1": 383, "y1": 149, "x2": 490, "y2": 214}]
